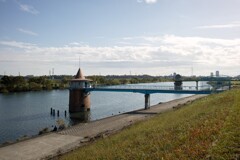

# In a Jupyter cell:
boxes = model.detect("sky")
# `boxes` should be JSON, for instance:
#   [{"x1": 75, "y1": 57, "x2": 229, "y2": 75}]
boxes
[{"x1": 0, "y1": 0, "x2": 240, "y2": 76}]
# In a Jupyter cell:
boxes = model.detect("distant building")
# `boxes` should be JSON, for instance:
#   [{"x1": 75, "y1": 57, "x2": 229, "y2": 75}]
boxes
[
  {"x1": 216, "y1": 71, "x2": 219, "y2": 77},
  {"x1": 25, "y1": 75, "x2": 34, "y2": 79},
  {"x1": 173, "y1": 72, "x2": 176, "y2": 78},
  {"x1": 210, "y1": 72, "x2": 214, "y2": 77},
  {"x1": 26, "y1": 75, "x2": 34, "y2": 78}
]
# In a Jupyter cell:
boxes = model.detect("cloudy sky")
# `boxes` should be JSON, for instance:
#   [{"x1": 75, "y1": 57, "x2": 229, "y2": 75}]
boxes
[{"x1": 0, "y1": 0, "x2": 240, "y2": 76}]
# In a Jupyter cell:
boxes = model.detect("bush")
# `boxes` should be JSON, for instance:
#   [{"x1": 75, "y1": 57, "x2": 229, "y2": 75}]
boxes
[
  {"x1": 38, "y1": 127, "x2": 49, "y2": 135},
  {"x1": 57, "y1": 119, "x2": 66, "y2": 131},
  {"x1": 0, "y1": 87, "x2": 9, "y2": 93}
]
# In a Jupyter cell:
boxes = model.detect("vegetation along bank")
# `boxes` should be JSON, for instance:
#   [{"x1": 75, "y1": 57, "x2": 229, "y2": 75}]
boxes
[{"x1": 0, "y1": 75, "x2": 173, "y2": 93}]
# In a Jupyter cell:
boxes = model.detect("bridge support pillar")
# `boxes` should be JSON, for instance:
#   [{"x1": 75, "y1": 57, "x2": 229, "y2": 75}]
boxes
[
  {"x1": 196, "y1": 81, "x2": 199, "y2": 90},
  {"x1": 228, "y1": 81, "x2": 231, "y2": 90},
  {"x1": 145, "y1": 94, "x2": 150, "y2": 110}
]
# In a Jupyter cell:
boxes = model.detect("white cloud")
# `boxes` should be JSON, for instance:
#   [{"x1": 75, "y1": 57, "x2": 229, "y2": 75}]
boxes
[
  {"x1": 196, "y1": 21, "x2": 240, "y2": 29},
  {"x1": 0, "y1": 41, "x2": 37, "y2": 49},
  {"x1": 0, "y1": 35, "x2": 240, "y2": 76},
  {"x1": 19, "y1": 4, "x2": 39, "y2": 15},
  {"x1": 145, "y1": 0, "x2": 158, "y2": 4},
  {"x1": 137, "y1": 0, "x2": 158, "y2": 4},
  {"x1": 69, "y1": 42, "x2": 81, "y2": 46},
  {"x1": 18, "y1": 28, "x2": 38, "y2": 36}
]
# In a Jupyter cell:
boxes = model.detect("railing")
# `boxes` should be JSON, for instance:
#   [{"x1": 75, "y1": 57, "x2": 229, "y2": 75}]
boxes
[{"x1": 90, "y1": 84, "x2": 212, "y2": 91}]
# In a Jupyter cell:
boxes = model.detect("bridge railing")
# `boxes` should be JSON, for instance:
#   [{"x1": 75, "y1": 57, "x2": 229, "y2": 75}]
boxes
[{"x1": 91, "y1": 84, "x2": 212, "y2": 91}]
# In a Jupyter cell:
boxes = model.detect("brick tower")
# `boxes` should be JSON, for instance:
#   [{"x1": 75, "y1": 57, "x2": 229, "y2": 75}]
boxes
[{"x1": 69, "y1": 68, "x2": 92, "y2": 112}]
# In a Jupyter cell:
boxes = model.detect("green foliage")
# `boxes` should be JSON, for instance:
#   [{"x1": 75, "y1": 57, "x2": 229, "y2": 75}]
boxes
[
  {"x1": 1, "y1": 76, "x2": 27, "y2": 91},
  {"x1": 1, "y1": 76, "x2": 14, "y2": 86},
  {"x1": 0, "y1": 87, "x2": 8, "y2": 93},
  {"x1": 0, "y1": 74, "x2": 172, "y2": 93},
  {"x1": 105, "y1": 79, "x2": 121, "y2": 85},
  {"x1": 231, "y1": 80, "x2": 240, "y2": 89},
  {"x1": 0, "y1": 75, "x2": 70, "y2": 93},
  {"x1": 209, "y1": 89, "x2": 240, "y2": 159},
  {"x1": 29, "y1": 82, "x2": 42, "y2": 91},
  {"x1": 87, "y1": 75, "x2": 172, "y2": 86},
  {"x1": 60, "y1": 89, "x2": 240, "y2": 160}
]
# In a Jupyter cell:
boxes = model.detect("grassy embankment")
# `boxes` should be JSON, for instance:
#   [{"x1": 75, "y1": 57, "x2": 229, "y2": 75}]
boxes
[
  {"x1": 232, "y1": 80, "x2": 240, "y2": 88},
  {"x1": 60, "y1": 89, "x2": 240, "y2": 160}
]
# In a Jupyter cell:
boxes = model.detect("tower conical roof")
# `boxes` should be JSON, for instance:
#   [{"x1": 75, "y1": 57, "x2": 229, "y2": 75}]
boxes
[
  {"x1": 70, "y1": 68, "x2": 92, "y2": 82},
  {"x1": 75, "y1": 68, "x2": 85, "y2": 79}
]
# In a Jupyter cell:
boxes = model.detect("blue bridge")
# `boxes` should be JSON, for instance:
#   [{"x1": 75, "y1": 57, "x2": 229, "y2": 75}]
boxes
[
  {"x1": 86, "y1": 85, "x2": 217, "y2": 94},
  {"x1": 69, "y1": 68, "x2": 231, "y2": 111},
  {"x1": 83, "y1": 82, "x2": 230, "y2": 109}
]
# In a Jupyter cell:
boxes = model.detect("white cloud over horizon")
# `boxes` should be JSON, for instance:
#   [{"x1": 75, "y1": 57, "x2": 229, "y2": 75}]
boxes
[
  {"x1": 0, "y1": 35, "x2": 240, "y2": 76},
  {"x1": 196, "y1": 21, "x2": 240, "y2": 29}
]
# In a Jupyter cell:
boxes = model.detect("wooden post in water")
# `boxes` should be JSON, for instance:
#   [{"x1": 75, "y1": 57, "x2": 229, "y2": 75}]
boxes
[{"x1": 145, "y1": 94, "x2": 150, "y2": 110}]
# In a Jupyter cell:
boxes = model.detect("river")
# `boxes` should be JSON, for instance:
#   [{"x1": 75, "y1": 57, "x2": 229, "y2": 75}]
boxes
[{"x1": 0, "y1": 81, "x2": 208, "y2": 144}]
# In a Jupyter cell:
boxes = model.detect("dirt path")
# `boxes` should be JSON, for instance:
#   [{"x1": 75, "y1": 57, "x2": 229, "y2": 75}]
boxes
[{"x1": 0, "y1": 94, "x2": 206, "y2": 160}]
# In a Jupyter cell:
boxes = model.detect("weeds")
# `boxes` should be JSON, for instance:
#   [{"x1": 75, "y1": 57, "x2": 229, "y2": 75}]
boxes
[{"x1": 38, "y1": 127, "x2": 49, "y2": 135}]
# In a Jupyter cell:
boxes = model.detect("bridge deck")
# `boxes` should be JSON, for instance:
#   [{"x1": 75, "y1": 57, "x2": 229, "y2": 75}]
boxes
[
  {"x1": 83, "y1": 85, "x2": 228, "y2": 94},
  {"x1": 86, "y1": 87, "x2": 212, "y2": 94}
]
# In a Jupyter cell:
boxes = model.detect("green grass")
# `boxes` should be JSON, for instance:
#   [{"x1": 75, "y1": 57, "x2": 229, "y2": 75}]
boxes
[
  {"x1": 232, "y1": 81, "x2": 240, "y2": 89},
  {"x1": 60, "y1": 89, "x2": 240, "y2": 160}
]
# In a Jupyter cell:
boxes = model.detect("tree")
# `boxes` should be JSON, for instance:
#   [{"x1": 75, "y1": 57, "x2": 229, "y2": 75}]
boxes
[
  {"x1": 1, "y1": 76, "x2": 14, "y2": 86},
  {"x1": 29, "y1": 82, "x2": 42, "y2": 91}
]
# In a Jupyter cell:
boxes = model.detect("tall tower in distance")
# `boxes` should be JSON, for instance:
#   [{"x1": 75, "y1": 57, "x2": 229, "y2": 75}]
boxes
[
  {"x1": 216, "y1": 71, "x2": 220, "y2": 77},
  {"x1": 210, "y1": 72, "x2": 214, "y2": 77},
  {"x1": 52, "y1": 68, "x2": 54, "y2": 79},
  {"x1": 69, "y1": 68, "x2": 92, "y2": 112}
]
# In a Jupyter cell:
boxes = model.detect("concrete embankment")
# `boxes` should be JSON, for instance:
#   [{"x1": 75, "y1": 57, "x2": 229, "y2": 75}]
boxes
[{"x1": 0, "y1": 94, "x2": 206, "y2": 160}]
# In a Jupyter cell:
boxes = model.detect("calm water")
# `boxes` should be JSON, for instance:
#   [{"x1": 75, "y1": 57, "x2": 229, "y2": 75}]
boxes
[{"x1": 0, "y1": 81, "x2": 207, "y2": 144}]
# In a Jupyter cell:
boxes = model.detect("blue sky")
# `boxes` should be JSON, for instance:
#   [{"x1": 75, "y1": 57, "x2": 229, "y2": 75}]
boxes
[{"x1": 0, "y1": 0, "x2": 240, "y2": 76}]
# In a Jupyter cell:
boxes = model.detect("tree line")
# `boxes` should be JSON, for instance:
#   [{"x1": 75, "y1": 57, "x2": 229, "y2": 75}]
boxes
[
  {"x1": 0, "y1": 75, "x2": 173, "y2": 93},
  {"x1": 0, "y1": 76, "x2": 70, "y2": 93},
  {"x1": 88, "y1": 75, "x2": 173, "y2": 86}
]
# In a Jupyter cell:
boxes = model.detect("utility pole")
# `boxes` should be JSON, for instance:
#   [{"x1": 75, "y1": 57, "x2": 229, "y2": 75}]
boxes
[
  {"x1": 52, "y1": 68, "x2": 54, "y2": 79},
  {"x1": 79, "y1": 55, "x2": 81, "y2": 68},
  {"x1": 191, "y1": 67, "x2": 193, "y2": 77}
]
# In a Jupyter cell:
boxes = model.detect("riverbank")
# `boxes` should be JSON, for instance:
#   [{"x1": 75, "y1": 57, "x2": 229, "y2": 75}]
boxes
[
  {"x1": 59, "y1": 89, "x2": 240, "y2": 160},
  {"x1": 0, "y1": 94, "x2": 205, "y2": 160}
]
